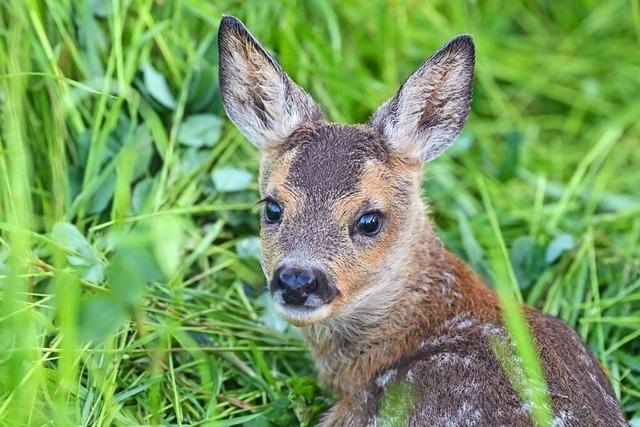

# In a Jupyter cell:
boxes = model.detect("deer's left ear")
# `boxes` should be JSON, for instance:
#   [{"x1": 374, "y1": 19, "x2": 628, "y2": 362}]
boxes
[
  {"x1": 218, "y1": 16, "x2": 324, "y2": 148},
  {"x1": 369, "y1": 35, "x2": 475, "y2": 162}
]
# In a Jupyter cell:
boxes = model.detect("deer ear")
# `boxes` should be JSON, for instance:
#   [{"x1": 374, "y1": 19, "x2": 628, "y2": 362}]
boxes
[
  {"x1": 218, "y1": 16, "x2": 324, "y2": 148},
  {"x1": 369, "y1": 35, "x2": 475, "y2": 162}
]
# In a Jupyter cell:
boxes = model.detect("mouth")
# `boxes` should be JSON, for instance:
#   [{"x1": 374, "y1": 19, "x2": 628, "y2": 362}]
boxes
[{"x1": 270, "y1": 290, "x2": 334, "y2": 325}]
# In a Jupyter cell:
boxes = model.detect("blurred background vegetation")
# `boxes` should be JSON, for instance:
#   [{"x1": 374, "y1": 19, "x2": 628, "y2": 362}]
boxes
[{"x1": 0, "y1": 0, "x2": 639, "y2": 425}]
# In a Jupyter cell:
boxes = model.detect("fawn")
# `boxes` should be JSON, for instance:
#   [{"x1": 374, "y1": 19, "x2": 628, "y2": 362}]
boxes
[{"x1": 217, "y1": 15, "x2": 626, "y2": 426}]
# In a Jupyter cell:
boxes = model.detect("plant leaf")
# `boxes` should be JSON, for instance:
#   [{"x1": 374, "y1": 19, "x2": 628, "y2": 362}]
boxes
[
  {"x1": 131, "y1": 177, "x2": 154, "y2": 214},
  {"x1": 78, "y1": 294, "x2": 128, "y2": 343},
  {"x1": 211, "y1": 167, "x2": 253, "y2": 193},
  {"x1": 177, "y1": 114, "x2": 223, "y2": 147},
  {"x1": 509, "y1": 236, "x2": 546, "y2": 290},
  {"x1": 151, "y1": 216, "x2": 184, "y2": 278},
  {"x1": 141, "y1": 62, "x2": 176, "y2": 109},
  {"x1": 88, "y1": 172, "x2": 117, "y2": 214},
  {"x1": 545, "y1": 233, "x2": 575, "y2": 264},
  {"x1": 52, "y1": 222, "x2": 94, "y2": 259},
  {"x1": 236, "y1": 237, "x2": 261, "y2": 260}
]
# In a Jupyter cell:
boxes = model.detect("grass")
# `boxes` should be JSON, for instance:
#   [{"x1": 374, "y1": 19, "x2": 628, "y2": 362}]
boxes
[{"x1": 0, "y1": 0, "x2": 639, "y2": 425}]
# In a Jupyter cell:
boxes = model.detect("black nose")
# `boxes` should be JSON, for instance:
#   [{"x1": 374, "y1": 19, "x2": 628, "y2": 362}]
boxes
[{"x1": 274, "y1": 266, "x2": 321, "y2": 306}]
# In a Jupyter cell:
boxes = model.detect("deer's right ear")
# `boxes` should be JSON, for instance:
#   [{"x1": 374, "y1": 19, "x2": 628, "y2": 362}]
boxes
[{"x1": 218, "y1": 16, "x2": 324, "y2": 148}]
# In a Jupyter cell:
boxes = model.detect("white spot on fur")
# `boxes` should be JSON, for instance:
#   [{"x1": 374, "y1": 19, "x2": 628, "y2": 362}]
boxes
[
  {"x1": 420, "y1": 333, "x2": 464, "y2": 350},
  {"x1": 444, "y1": 315, "x2": 475, "y2": 331},
  {"x1": 444, "y1": 401, "x2": 481, "y2": 427},
  {"x1": 520, "y1": 401, "x2": 533, "y2": 414},
  {"x1": 441, "y1": 271, "x2": 455, "y2": 293},
  {"x1": 568, "y1": 331, "x2": 593, "y2": 367},
  {"x1": 552, "y1": 410, "x2": 575, "y2": 427},
  {"x1": 480, "y1": 323, "x2": 503, "y2": 337},
  {"x1": 376, "y1": 369, "x2": 397, "y2": 389},
  {"x1": 358, "y1": 391, "x2": 370, "y2": 405},
  {"x1": 455, "y1": 318, "x2": 474, "y2": 330},
  {"x1": 430, "y1": 352, "x2": 473, "y2": 368},
  {"x1": 406, "y1": 368, "x2": 416, "y2": 383},
  {"x1": 589, "y1": 373, "x2": 618, "y2": 409}
]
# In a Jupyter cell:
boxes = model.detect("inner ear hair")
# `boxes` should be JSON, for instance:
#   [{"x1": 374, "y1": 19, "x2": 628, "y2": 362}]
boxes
[
  {"x1": 218, "y1": 16, "x2": 324, "y2": 148},
  {"x1": 368, "y1": 35, "x2": 475, "y2": 163}
]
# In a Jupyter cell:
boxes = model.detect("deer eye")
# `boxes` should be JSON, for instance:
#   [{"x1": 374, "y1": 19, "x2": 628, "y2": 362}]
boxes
[
  {"x1": 264, "y1": 200, "x2": 283, "y2": 223},
  {"x1": 356, "y1": 212, "x2": 383, "y2": 236}
]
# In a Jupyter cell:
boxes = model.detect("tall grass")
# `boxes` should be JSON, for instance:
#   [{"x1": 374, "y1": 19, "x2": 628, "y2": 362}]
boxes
[{"x1": 0, "y1": 1, "x2": 638, "y2": 425}]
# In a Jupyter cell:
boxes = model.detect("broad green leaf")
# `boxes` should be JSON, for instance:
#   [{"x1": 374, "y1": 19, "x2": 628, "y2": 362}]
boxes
[
  {"x1": 186, "y1": 67, "x2": 219, "y2": 112},
  {"x1": 236, "y1": 236, "x2": 261, "y2": 260},
  {"x1": 449, "y1": 131, "x2": 474, "y2": 154},
  {"x1": 244, "y1": 415, "x2": 271, "y2": 427},
  {"x1": 456, "y1": 211, "x2": 485, "y2": 272},
  {"x1": 497, "y1": 131, "x2": 524, "y2": 181},
  {"x1": 91, "y1": 0, "x2": 111, "y2": 17},
  {"x1": 88, "y1": 172, "x2": 116, "y2": 214},
  {"x1": 78, "y1": 294, "x2": 128, "y2": 343},
  {"x1": 108, "y1": 252, "x2": 147, "y2": 307},
  {"x1": 52, "y1": 222, "x2": 105, "y2": 283},
  {"x1": 211, "y1": 167, "x2": 253, "y2": 193},
  {"x1": 108, "y1": 233, "x2": 164, "y2": 306},
  {"x1": 151, "y1": 216, "x2": 184, "y2": 278},
  {"x1": 141, "y1": 62, "x2": 176, "y2": 109},
  {"x1": 76, "y1": 1, "x2": 106, "y2": 76},
  {"x1": 52, "y1": 222, "x2": 94, "y2": 259},
  {"x1": 131, "y1": 177, "x2": 154, "y2": 214},
  {"x1": 181, "y1": 147, "x2": 210, "y2": 173},
  {"x1": 130, "y1": 125, "x2": 154, "y2": 180},
  {"x1": 545, "y1": 233, "x2": 576, "y2": 264},
  {"x1": 259, "y1": 293, "x2": 288, "y2": 333},
  {"x1": 509, "y1": 236, "x2": 545, "y2": 290},
  {"x1": 177, "y1": 114, "x2": 223, "y2": 147},
  {"x1": 82, "y1": 263, "x2": 105, "y2": 284}
]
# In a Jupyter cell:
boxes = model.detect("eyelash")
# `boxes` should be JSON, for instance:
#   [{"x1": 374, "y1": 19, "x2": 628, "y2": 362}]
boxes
[{"x1": 256, "y1": 197, "x2": 274, "y2": 206}]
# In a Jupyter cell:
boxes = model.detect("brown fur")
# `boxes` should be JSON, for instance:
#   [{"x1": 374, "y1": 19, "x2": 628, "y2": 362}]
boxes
[{"x1": 217, "y1": 16, "x2": 627, "y2": 426}]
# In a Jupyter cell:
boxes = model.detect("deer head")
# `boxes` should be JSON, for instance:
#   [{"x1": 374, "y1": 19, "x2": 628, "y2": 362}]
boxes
[{"x1": 218, "y1": 15, "x2": 474, "y2": 326}]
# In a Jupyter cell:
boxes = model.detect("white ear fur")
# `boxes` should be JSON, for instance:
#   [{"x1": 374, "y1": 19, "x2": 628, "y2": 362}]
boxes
[
  {"x1": 218, "y1": 16, "x2": 324, "y2": 147},
  {"x1": 369, "y1": 35, "x2": 475, "y2": 162}
]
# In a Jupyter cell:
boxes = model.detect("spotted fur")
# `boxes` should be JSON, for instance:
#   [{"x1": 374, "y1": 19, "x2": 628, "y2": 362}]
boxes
[{"x1": 218, "y1": 15, "x2": 627, "y2": 426}]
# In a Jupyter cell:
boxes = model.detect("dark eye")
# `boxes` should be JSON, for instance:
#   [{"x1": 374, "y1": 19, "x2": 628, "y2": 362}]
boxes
[
  {"x1": 356, "y1": 212, "x2": 383, "y2": 236},
  {"x1": 264, "y1": 200, "x2": 283, "y2": 223}
]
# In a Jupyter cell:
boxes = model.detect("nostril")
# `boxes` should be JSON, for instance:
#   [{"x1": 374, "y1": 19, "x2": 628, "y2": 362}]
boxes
[
  {"x1": 278, "y1": 270, "x2": 296, "y2": 289},
  {"x1": 295, "y1": 272, "x2": 317, "y2": 291},
  {"x1": 275, "y1": 266, "x2": 320, "y2": 305},
  {"x1": 297, "y1": 278, "x2": 317, "y2": 295}
]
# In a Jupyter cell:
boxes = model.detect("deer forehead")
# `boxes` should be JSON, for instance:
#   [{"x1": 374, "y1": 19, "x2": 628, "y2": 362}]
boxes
[{"x1": 260, "y1": 123, "x2": 403, "y2": 216}]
